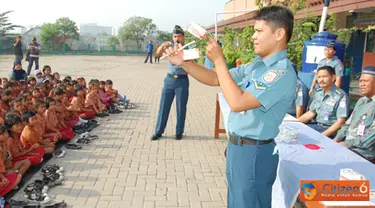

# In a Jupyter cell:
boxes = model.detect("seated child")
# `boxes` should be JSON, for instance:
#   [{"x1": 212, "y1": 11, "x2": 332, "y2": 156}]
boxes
[
  {"x1": 42, "y1": 65, "x2": 52, "y2": 78},
  {"x1": 44, "y1": 97, "x2": 74, "y2": 140},
  {"x1": 34, "y1": 99, "x2": 59, "y2": 142},
  {"x1": 99, "y1": 81, "x2": 113, "y2": 108},
  {"x1": 85, "y1": 81, "x2": 106, "y2": 117},
  {"x1": 28, "y1": 77, "x2": 37, "y2": 88},
  {"x1": 1, "y1": 78, "x2": 8, "y2": 90},
  {"x1": 105, "y1": 79, "x2": 127, "y2": 103},
  {"x1": 5, "y1": 114, "x2": 44, "y2": 166},
  {"x1": 1, "y1": 90, "x2": 12, "y2": 112},
  {"x1": 0, "y1": 125, "x2": 28, "y2": 196},
  {"x1": 9, "y1": 98, "x2": 24, "y2": 117},
  {"x1": 76, "y1": 77, "x2": 87, "y2": 90},
  {"x1": 34, "y1": 70, "x2": 44, "y2": 84},
  {"x1": 53, "y1": 72, "x2": 60, "y2": 81},
  {"x1": 10, "y1": 62, "x2": 27, "y2": 85},
  {"x1": 21, "y1": 112, "x2": 55, "y2": 154},
  {"x1": 71, "y1": 86, "x2": 96, "y2": 119}
]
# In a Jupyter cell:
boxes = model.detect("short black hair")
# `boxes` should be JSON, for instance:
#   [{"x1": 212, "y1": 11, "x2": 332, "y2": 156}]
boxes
[
  {"x1": 255, "y1": 5, "x2": 294, "y2": 43},
  {"x1": 6, "y1": 82, "x2": 16, "y2": 89},
  {"x1": 23, "y1": 111, "x2": 36, "y2": 123},
  {"x1": 10, "y1": 98, "x2": 22, "y2": 108},
  {"x1": 5, "y1": 114, "x2": 22, "y2": 130},
  {"x1": 317, "y1": 65, "x2": 336, "y2": 76},
  {"x1": 42, "y1": 65, "x2": 51, "y2": 73},
  {"x1": 105, "y1": 80, "x2": 113, "y2": 85},
  {"x1": 44, "y1": 97, "x2": 56, "y2": 109},
  {"x1": 2, "y1": 90, "x2": 12, "y2": 96},
  {"x1": 73, "y1": 85, "x2": 84, "y2": 97},
  {"x1": 53, "y1": 88, "x2": 64, "y2": 96},
  {"x1": 0, "y1": 125, "x2": 6, "y2": 135},
  {"x1": 34, "y1": 99, "x2": 45, "y2": 109}
]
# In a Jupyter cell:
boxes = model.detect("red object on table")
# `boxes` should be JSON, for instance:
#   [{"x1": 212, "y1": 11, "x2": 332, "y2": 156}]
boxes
[{"x1": 303, "y1": 144, "x2": 321, "y2": 150}]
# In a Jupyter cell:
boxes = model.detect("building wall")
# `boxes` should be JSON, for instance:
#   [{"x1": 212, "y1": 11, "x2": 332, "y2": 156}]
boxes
[
  {"x1": 224, "y1": 0, "x2": 258, "y2": 20},
  {"x1": 79, "y1": 24, "x2": 113, "y2": 36}
]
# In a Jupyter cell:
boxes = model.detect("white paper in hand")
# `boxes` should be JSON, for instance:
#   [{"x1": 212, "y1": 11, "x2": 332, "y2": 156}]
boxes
[
  {"x1": 187, "y1": 22, "x2": 207, "y2": 39},
  {"x1": 183, "y1": 48, "x2": 200, "y2": 60}
]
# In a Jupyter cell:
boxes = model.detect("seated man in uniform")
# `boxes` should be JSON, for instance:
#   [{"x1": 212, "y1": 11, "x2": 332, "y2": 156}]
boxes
[
  {"x1": 333, "y1": 66, "x2": 375, "y2": 162},
  {"x1": 298, "y1": 66, "x2": 348, "y2": 138},
  {"x1": 288, "y1": 66, "x2": 308, "y2": 118},
  {"x1": 309, "y1": 41, "x2": 344, "y2": 95}
]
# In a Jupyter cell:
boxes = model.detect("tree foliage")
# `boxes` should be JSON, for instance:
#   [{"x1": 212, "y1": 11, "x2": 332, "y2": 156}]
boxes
[
  {"x1": 155, "y1": 30, "x2": 172, "y2": 42},
  {"x1": 40, "y1": 17, "x2": 79, "y2": 50},
  {"x1": 107, "y1": 36, "x2": 120, "y2": 47},
  {"x1": 118, "y1": 16, "x2": 156, "y2": 49},
  {"x1": 0, "y1": 11, "x2": 20, "y2": 40}
]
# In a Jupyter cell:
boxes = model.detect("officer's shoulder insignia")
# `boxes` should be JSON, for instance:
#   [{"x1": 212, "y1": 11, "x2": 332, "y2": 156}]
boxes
[
  {"x1": 335, "y1": 89, "x2": 342, "y2": 95},
  {"x1": 316, "y1": 88, "x2": 323, "y2": 92},
  {"x1": 254, "y1": 80, "x2": 267, "y2": 90}
]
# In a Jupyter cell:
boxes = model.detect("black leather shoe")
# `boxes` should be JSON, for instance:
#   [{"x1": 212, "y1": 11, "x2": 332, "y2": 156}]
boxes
[
  {"x1": 175, "y1": 134, "x2": 183, "y2": 140},
  {"x1": 151, "y1": 134, "x2": 162, "y2": 140}
]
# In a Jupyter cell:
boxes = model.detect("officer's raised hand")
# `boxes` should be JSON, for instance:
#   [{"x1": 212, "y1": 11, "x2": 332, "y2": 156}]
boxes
[
  {"x1": 206, "y1": 38, "x2": 224, "y2": 64},
  {"x1": 165, "y1": 43, "x2": 184, "y2": 66}
]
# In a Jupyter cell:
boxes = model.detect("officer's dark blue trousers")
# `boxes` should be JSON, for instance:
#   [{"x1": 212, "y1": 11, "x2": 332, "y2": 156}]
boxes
[
  {"x1": 155, "y1": 75, "x2": 189, "y2": 135},
  {"x1": 307, "y1": 123, "x2": 336, "y2": 139},
  {"x1": 226, "y1": 140, "x2": 279, "y2": 208}
]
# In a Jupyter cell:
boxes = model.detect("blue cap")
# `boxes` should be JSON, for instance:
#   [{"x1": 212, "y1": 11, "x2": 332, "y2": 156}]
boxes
[
  {"x1": 173, "y1": 25, "x2": 184, "y2": 35},
  {"x1": 362, "y1": 66, "x2": 375, "y2": 76},
  {"x1": 326, "y1": 41, "x2": 336, "y2": 50}
]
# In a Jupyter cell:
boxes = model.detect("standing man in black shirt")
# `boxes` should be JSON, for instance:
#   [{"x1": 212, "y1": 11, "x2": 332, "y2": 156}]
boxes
[{"x1": 13, "y1": 36, "x2": 23, "y2": 66}]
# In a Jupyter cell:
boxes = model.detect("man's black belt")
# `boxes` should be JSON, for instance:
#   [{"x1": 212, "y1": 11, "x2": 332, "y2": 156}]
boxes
[
  {"x1": 229, "y1": 135, "x2": 274, "y2": 146},
  {"x1": 318, "y1": 123, "x2": 330, "y2": 127},
  {"x1": 167, "y1": 73, "x2": 187, "y2": 79}
]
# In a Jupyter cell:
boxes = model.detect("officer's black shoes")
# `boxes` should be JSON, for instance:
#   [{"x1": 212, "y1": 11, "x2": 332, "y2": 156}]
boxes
[
  {"x1": 175, "y1": 134, "x2": 183, "y2": 140},
  {"x1": 151, "y1": 134, "x2": 162, "y2": 141}
]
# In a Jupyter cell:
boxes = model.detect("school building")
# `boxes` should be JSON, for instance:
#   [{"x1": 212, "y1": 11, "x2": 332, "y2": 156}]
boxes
[{"x1": 206, "y1": 0, "x2": 375, "y2": 75}]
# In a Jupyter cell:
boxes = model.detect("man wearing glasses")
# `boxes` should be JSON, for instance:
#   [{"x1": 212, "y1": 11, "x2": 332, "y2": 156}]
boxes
[{"x1": 309, "y1": 41, "x2": 344, "y2": 96}]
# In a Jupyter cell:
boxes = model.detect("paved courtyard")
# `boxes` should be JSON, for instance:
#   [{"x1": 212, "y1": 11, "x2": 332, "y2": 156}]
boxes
[{"x1": 0, "y1": 55, "x2": 228, "y2": 208}]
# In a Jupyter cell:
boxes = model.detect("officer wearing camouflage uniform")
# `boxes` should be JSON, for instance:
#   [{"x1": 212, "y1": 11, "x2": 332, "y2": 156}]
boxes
[
  {"x1": 334, "y1": 66, "x2": 375, "y2": 161},
  {"x1": 299, "y1": 66, "x2": 348, "y2": 138}
]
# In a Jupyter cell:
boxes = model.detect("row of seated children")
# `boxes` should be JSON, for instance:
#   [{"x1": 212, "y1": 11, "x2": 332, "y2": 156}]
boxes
[{"x1": 0, "y1": 63, "x2": 127, "y2": 201}]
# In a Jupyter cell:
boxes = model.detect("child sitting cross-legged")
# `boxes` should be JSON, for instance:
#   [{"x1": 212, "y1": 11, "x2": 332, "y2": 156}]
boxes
[
  {"x1": 85, "y1": 81, "x2": 107, "y2": 117},
  {"x1": 5, "y1": 114, "x2": 44, "y2": 166},
  {"x1": 70, "y1": 86, "x2": 96, "y2": 120},
  {"x1": 34, "y1": 99, "x2": 60, "y2": 143},
  {"x1": 0, "y1": 125, "x2": 30, "y2": 196},
  {"x1": 21, "y1": 112, "x2": 57, "y2": 156}
]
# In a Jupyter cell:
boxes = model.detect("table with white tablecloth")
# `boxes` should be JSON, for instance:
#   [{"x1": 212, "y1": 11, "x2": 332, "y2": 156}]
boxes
[{"x1": 217, "y1": 93, "x2": 375, "y2": 208}]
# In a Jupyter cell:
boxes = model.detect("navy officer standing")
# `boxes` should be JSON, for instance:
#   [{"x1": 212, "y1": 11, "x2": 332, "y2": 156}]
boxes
[
  {"x1": 151, "y1": 25, "x2": 189, "y2": 140},
  {"x1": 164, "y1": 6, "x2": 295, "y2": 208}
]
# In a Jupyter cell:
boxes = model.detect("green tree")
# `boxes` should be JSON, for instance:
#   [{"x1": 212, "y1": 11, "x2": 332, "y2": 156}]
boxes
[
  {"x1": 118, "y1": 16, "x2": 156, "y2": 49},
  {"x1": 55, "y1": 17, "x2": 79, "y2": 43},
  {"x1": 0, "y1": 11, "x2": 20, "y2": 40},
  {"x1": 40, "y1": 23, "x2": 60, "y2": 50},
  {"x1": 156, "y1": 30, "x2": 172, "y2": 42},
  {"x1": 107, "y1": 36, "x2": 120, "y2": 47}
]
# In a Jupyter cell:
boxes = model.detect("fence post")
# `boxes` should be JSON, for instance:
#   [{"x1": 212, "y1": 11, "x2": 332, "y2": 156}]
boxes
[
  {"x1": 0, "y1": 43, "x2": 3, "y2": 54},
  {"x1": 63, "y1": 43, "x2": 67, "y2": 54},
  {"x1": 88, "y1": 44, "x2": 91, "y2": 53}
]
